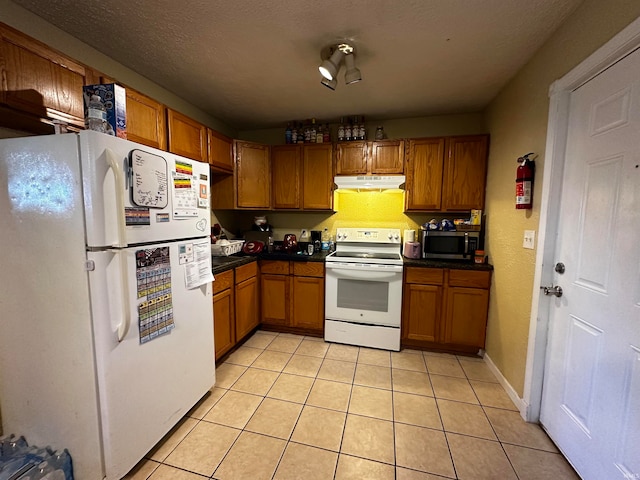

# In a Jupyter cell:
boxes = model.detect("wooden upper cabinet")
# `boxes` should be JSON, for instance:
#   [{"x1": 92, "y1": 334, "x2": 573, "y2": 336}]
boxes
[
  {"x1": 208, "y1": 129, "x2": 233, "y2": 172},
  {"x1": 370, "y1": 140, "x2": 404, "y2": 174},
  {"x1": 124, "y1": 89, "x2": 167, "y2": 150},
  {"x1": 271, "y1": 145, "x2": 301, "y2": 209},
  {"x1": 302, "y1": 144, "x2": 333, "y2": 210},
  {"x1": 442, "y1": 135, "x2": 489, "y2": 211},
  {"x1": 234, "y1": 140, "x2": 271, "y2": 209},
  {"x1": 335, "y1": 142, "x2": 368, "y2": 175},
  {"x1": 167, "y1": 109, "x2": 207, "y2": 162},
  {"x1": 405, "y1": 138, "x2": 446, "y2": 211},
  {"x1": 0, "y1": 23, "x2": 88, "y2": 128}
]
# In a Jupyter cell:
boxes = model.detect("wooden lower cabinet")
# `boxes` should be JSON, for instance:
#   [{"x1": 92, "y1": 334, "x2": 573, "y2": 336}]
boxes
[
  {"x1": 260, "y1": 260, "x2": 324, "y2": 334},
  {"x1": 402, "y1": 267, "x2": 491, "y2": 353},
  {"x1": 212, "y1": 270, "x2": 234, "y2": 361},
  {"x1": 234, "y1": 262, "x2": 260, "y2": 340}
]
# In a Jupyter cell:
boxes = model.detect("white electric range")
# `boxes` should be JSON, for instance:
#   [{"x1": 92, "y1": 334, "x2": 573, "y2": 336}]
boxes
[{"x1": 324, "y1": 227, "x2": 403, "y2": 351}]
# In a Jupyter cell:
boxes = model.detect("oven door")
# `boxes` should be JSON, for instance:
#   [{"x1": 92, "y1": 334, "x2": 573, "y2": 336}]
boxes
[{"x1": 325, "y1": 262, "x2": 403, "y2": 327}]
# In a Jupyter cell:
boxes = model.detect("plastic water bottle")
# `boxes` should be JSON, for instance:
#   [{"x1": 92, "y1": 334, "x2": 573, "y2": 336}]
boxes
[{"x1": 87, "y1": 94, "x2": 106, "y2": 133}]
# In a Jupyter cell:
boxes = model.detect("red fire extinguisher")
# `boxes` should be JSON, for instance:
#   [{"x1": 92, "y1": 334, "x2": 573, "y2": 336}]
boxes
[{"x1": 516, "y1": 153, "x2": 536, "y2": 210}]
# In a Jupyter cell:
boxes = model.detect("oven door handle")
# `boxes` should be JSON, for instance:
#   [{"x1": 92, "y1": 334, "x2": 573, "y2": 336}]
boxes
[{"x1": 326, "y1": 264, "x2": 403, "y2": 280}]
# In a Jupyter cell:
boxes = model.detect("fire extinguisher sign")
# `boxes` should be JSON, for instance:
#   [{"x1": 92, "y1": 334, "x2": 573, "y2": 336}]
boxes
[{"x1": 516, "y1": 153, "x2": 536, "y2": 210}]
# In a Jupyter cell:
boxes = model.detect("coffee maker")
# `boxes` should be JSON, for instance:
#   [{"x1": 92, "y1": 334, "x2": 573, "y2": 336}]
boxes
[{"x1": 310, "y1": 230, "x2": 322, "y2": 253}]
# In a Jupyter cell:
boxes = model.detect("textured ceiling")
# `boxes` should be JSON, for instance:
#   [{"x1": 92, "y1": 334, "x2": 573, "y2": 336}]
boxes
[{"x1": 12, "y1": 0, "x2": 583, "y2": 130}]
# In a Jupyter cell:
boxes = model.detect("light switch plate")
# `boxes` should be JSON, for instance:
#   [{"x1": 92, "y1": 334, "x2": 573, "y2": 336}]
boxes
[
  {"x1": 300, "y1": 229, "x2": 309, "y2": 240},
  {"x1": 523, "y1": 230, "x2": 536, "y2": 249}
]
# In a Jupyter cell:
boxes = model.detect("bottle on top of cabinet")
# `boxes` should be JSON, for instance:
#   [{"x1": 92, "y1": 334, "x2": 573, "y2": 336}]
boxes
[{"x1": 338, "y1": 118, "x2": 345, "y2": 141}]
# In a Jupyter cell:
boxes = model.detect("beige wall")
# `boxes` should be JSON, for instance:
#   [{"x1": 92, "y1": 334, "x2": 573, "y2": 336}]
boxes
[
  {"x1": 483, "y1": 0, "x2": 640, "y2": 396},
  {"x1": 0, "y1": 0, "x2": 235, "y2": 137}
]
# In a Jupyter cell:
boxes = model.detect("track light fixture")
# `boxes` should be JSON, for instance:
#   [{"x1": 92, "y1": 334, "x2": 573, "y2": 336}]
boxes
[{"x1": 318, "y1": 42, "x2": 361, "y2": 89}]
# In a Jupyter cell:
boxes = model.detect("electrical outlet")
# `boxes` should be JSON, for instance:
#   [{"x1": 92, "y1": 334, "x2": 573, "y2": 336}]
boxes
[
  {"x1": 300, "y1": 229, "x2": 309, "y2": 240},
  {"x1": 523, "y1": 230, "x2": 536, "y2": 249}
]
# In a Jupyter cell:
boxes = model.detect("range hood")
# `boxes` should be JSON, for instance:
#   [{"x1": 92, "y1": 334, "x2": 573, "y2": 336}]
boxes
[{"x1": 334, "y1": 175, "x2": 406, "y2": 191}]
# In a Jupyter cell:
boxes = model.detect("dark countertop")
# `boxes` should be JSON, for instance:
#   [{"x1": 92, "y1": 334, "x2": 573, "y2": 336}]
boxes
[
  {"x1": 403, "y1": 257, "x2": 494, "y2": 271},
  {"x1": 212, "y1": 251, "x2": 493, "y2": 274},
  {"x1": 211, "y1": 250, "x2": 331, "y2": 275}
]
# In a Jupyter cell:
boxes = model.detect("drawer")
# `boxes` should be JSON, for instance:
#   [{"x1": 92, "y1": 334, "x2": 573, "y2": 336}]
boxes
[
  {"x1": 448, "y1": 269, "x2": 491, "y2": 289},
  {"x1": 213, "y1": 269, "x2": 233, "y2": 294},
  {"x1": 405, "y1": 267, "x2": 444, "y2": 285},
  {"x1": 235, "y1": 261, "x2": 258, "y2": 283},
  {"x1": 292, "y1": 262, "x2": 324, "y2": 278},
  {"x1": 259, "y1": 260, "x2": 290, "y2": 275}
]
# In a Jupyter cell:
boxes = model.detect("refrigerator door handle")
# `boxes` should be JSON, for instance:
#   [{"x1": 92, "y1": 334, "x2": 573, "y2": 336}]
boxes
[
  {"x1": 114, "y1": 249, "x2": 131, "y2": 342},
  {"x1": 105, "y1": 148, "x2": 127, "y2": 248}
]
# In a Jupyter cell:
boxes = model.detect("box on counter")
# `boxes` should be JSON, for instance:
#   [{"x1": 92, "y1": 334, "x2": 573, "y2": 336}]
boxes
[{"x1": 83, "y1": 83, "x2": 127, "y2": 138}]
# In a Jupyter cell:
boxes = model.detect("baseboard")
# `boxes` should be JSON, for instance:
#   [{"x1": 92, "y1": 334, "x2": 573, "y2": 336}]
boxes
[{"x1": 483, "y1": 353, "x2": 529, "y2": 420}]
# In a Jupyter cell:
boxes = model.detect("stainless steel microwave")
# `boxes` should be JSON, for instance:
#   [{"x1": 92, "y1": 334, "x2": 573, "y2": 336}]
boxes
[{"x1": 420, "y1": 229, "x2": 480, "y2": 260}]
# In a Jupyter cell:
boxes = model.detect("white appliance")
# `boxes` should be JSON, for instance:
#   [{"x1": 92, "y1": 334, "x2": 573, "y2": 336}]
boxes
[
  {"x1": 0, "y1": 131, "x2": 215, "y2": 480},
  {"x1": 324, "y1": 227, "x2": 404, "y2": 351},
  {"x1": 333, "y1": 175, "x2": 405, "y2": 191}
]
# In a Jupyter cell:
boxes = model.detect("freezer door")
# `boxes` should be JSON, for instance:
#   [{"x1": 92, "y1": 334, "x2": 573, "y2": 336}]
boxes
[
  {"x1": 87, "y1": 239, "x2": 215, "y2": 480},
  {"x1": 79, "y1": 131, "x2": 211, "y2": 248}
]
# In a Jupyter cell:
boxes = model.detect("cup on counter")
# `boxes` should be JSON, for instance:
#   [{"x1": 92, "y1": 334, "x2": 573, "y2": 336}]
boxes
[{"x1": 307, "y1": 244, "x2": 314, "y2": 255}]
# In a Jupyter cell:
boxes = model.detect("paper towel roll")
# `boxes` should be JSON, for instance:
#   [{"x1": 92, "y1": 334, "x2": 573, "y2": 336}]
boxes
[{"x1": 404, "y1": 229, "x2": 416, "y2": 242}]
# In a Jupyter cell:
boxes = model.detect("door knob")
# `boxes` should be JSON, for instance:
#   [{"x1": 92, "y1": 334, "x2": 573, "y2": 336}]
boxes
[{"x1": 541, "y1": 285, "x2": 563, "y2": 297}]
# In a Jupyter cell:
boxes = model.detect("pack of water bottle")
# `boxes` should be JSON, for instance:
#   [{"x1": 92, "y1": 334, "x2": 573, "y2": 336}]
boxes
[{"x1": 0, "y1": 435, "x2": 73, "y2": 480}]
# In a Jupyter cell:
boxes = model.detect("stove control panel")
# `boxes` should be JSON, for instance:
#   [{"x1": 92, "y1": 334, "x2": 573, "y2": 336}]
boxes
[{"x1": 335, "y1": 228, "x2": 402, "y2": 244}]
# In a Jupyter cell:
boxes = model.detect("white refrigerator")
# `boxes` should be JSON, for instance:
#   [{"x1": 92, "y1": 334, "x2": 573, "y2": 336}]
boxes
[{"x1": 0, "y1": 131, "x2": 215, "y2": 479}]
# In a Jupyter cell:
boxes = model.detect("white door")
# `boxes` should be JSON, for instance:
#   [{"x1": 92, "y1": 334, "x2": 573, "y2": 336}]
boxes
[{"x1": 540, "y1": 47, "x2": 640, "y2": 479}]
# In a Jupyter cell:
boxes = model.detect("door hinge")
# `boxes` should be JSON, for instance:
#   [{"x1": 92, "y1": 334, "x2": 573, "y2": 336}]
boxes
[{"x1": 85, "y1": 260, "x2": 96, "y2": 271}]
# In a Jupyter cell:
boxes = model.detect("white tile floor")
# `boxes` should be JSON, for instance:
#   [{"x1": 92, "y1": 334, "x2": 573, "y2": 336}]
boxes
[{"x1": 124, "y1": 330, "x2": 579, "y2": 480}]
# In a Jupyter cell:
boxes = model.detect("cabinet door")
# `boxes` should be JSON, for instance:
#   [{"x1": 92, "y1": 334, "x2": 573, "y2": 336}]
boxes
[
  {"x1": 213, "y1": 287, "x2": 235, "y2": 361},
  {"x1": 260, "y1": 273, "x2": 290, "y2": 326},
  {"x1": 271, "y1": 145, "x2": 301, "y2": 209},
  {"x1": 442, "y1": 286, "x2": 489, "y2": 348},
  {"x1": 402, "y1": 283, "x2": 441, "y2": 343},
  {"x1": 442, "y1": 135, "x2": 488, "y2": 211},
  {"x1": 302, "y1": 144, "x2": 333, "y2": 210},
  {"x1": 0, "y1": 23, "x2": 88, "y2": 128},
  {"x1": 208, "y1": 129, "x2": 233, "y2": 173},
  {"x1": 405, "y1": 138, "x2": 446, "y2": 211},
  {"x1": 235, "y1": 141, "x2": 271, "y2": 208},
  {"x1": 335, "y1": 142, "x2": 367, "y2": 175},
  {"x1": 370, "y1": 140, "x2": 404, "y2": 174},
  {"x1": 125, "y1": 88, "x2": 167, "y2": 150},
  {"x1": 167, "y1": 109, "x2": 207, "y2": 162},
  {"x1": 292, "y1": 276, "x2": 324, "y2": 331},
  {"x1": 235, "y1": 276, "x2": 259, "y2": 340}
]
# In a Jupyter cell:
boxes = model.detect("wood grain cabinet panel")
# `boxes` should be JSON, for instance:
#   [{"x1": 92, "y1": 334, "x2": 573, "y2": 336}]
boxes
[
  {"x1": 0, "y1": 23, "x2": 88, "y2": 128},
  {"x1": 167, "y1": 108, "x2": 207, "y2": 162},
  {"x1": 404, "y1": 138, "x2": 446, "y2": 211},
  {"x1": 213, "y1": 270, "x2": 235, "y2": 361},
  {"x1": 302, "y1": 144, "x2": 333, "y2": 210},
  {"x1": 235, "y1": 140, "x2": 271, "y2": 208},
  {"x1": 402, "y1": 283, "x2": 441, "y2": 343},
  {"x1": 402, "y1": 266, "x2": 491, "y2": 353},
  {"x1": 271, "y1": 145, "x2": 301, "y2": 209},
  {"x1": 259, "y1": 260, "x2": 324, "y2": 335},
  {"x1": 443, "y1": 286, "x2": 489, "y2": 347},
  {"x1": 442, "y1": 135, "x2": 488, "y2": 211},
  {"x1": 234, "y1": 263, "x2": 259, "y2": 340},
  {"x1": 125, "y1": 89, "x2": 166, "y2": 150},
  {"x1": 370, "y1": 140, "x2": 404, "y2": 174},
  {"x1": 208, "y1": 129, "x2": 233, "y2": 172},
  {"x1": 292, "y1": 275, "x2": 324, "y2": 330},
  {"x1": 335, "y1": 142, "x2": 368, "y2": 175}
]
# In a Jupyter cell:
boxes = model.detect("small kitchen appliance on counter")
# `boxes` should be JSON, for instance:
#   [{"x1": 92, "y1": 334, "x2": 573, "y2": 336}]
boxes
[{"x1": 324, "y1": 227, "x2": 403, "y2": 351}]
